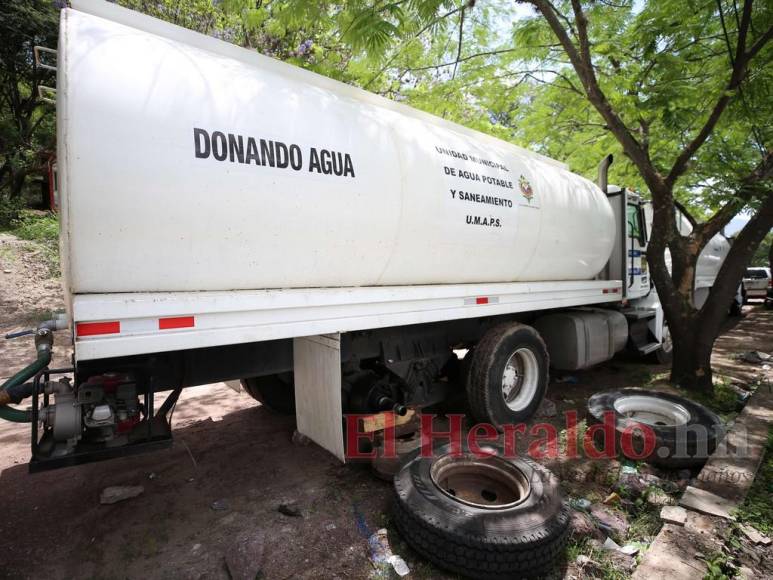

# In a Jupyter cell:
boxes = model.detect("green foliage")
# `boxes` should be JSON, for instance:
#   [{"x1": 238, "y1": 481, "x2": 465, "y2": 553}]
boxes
[
  {"x1": 750, "y1": 231, "x2": 772, "y2": 267},
  {"x1": 11, "y1": 211, "x2": 59, "y2": 276},
  {"x1": 626, "y1": 498, "x2": 663, "y2": 540},
  {"x1": 118, "y1": 0, "x2": 240, "y2": 38},
  {"x1": 12, "y1": 211, "x2": 59, "y2": 244},
  {"x1": 337, "y1": 0, "x2": 771, "y2": 215},
  {"x1": 712, "y1": 380, "x2": 742, "y2": 413},
  {"x1": 734, "y1": 428, "x2": 773, "y2": 534},
  {"x1": 702, "y1": 551, "x2": 736, "y2": 580},
  {"x1": 677, "y1": 375, "x2": 740, "y2": 418},
  {"x1": 0, "y1": 195, "x2": 23, "y2": 228},
  {"x1": 0, "y1": 0, "x2": 59, "y2": 203}
]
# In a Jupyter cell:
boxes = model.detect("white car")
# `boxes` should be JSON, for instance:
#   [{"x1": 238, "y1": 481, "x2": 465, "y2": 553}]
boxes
[{"x1": 743, "y1": 267, "x2": 771, "y2": 301}]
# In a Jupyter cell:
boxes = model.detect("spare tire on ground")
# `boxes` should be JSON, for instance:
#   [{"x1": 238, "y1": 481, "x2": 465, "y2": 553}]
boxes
[
  {"x1": 587, "y1": 389, "x2": 724, "y2": 469},
  {"x1": 392, "y1": 444, "x2": 569, "y2": 579}
]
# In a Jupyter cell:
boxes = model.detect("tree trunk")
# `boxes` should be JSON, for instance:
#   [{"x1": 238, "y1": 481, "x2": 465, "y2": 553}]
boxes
[
  {"x1": 9, "y1": 169, "x2": 27, "y2": 199},
  {"x1": 769, "y1": 238, "x2": 773, "y2": 272},
  {"x1": 40, "y1": 174, "x2": 51, "y2": 210},
  {"x1": 667, "y1": 194, "x2": 773, "y2": 391},
  {"x1": 670, "y1": 318, "x2": 715, "y2": 391}
]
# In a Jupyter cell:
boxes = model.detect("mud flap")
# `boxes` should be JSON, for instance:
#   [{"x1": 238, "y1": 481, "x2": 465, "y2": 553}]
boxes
[{"x1": 292, "y1": 333, "x2": 345, "y2": 462}]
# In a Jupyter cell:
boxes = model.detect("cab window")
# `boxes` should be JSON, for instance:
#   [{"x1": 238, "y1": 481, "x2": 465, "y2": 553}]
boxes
[{"x1": 626, "y1": 204, "x2": 646, "y2": 246}]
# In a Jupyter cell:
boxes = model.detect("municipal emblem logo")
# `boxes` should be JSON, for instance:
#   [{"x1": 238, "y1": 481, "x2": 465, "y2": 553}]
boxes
[{"x1": 519, "y1": 175, "x2": 534, "y2": 203}]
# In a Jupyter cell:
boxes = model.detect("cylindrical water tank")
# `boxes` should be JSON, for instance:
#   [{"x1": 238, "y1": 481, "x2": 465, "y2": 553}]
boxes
[{"x1": 59, "y1": 5, "x2": 615, "y2": 293}]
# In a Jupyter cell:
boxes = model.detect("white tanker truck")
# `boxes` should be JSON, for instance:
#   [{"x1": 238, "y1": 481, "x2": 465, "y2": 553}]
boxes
[{"x1": 1, "y1": 0, "x2": 734, "y2": 469}]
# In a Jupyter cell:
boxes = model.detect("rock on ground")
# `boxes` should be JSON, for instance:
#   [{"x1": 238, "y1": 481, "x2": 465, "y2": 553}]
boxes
[{"x1": 100, "y1": 485, "x2": 145, "y2": 505}]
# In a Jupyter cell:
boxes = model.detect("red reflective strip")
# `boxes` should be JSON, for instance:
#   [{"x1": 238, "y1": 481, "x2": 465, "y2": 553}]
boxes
[
  {"x1": 476, "y1": 297, "x2": 489, "y2": 305},
  {"x1": 158, "y1": 316, "x2": 195, "y2": 330},
  {"x1": 76, "y1": 321, "x2": 120, "y2": 337},
  {"x1": 603, "y1": 288, "x2": 621, "y2": 294}
]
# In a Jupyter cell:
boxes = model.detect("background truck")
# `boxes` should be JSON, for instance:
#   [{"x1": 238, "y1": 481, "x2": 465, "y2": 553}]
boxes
[
  {"x1": 1, "y1": 0, "x2": 733, "y2": 470},
  {"x1": 742, "y1": 267, "x2": 771, "y2": 302}
]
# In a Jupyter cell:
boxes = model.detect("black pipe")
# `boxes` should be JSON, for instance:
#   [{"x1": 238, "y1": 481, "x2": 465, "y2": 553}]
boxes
[{"x1": 598, "y1": 154, "x2": 613, "y2": 194}]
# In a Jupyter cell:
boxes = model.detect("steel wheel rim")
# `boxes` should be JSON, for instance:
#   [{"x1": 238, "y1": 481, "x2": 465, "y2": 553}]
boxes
[
  {"x1": 501, "y1": 347, "x2": 539, "y2": 411},
  {"x1": 430, "y1": 453, "x2": 531, "y2": 509},
  {"x1": 613, "y1": 395, "x2": 690, "y2": 426}
]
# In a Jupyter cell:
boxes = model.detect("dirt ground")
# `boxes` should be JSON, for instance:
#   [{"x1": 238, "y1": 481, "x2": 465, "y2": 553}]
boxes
[{"x1": 1, "y1": 232, "x2": 772, "y2": 580}]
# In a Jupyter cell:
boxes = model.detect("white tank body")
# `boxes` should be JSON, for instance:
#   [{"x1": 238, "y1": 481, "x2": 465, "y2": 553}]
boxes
[{"x1": 59, "y1": 3, "x2": 615, "y2": 293}]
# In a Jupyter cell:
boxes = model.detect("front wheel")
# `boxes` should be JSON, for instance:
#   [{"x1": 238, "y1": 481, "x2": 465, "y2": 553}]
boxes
[
  {"x1": 241, "y1": 373, "x2": 296, "y2": 414},
  {"x1": 466, "y1": 323, "x2": 549, "y2": 430}
]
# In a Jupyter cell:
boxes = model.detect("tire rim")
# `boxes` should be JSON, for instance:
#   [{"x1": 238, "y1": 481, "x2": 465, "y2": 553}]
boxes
[
  {"x1": 661, "y1": 322, "x2": 673, "y2": 354},
  {"x1": 501, "y1": 347, "x2": 539, "y2": 411},
  {"x1": 430, "y1": 453, "x2": 531, "y2": 509},
  {"x1": 613, "y1": 395, "x2": 690, "y2": 426}
]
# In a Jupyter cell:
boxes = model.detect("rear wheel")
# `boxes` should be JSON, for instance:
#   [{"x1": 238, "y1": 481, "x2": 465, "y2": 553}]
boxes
[
  {"x1": 241, "y1": 373, "x2": 296, "y2": 414},
  {"x1": 466, "y1": 323, "x2": 549, "y2": 430}
]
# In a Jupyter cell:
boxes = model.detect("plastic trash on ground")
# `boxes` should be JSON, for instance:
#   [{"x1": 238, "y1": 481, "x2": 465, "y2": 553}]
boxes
[{"x1": 368, "y1": 528, "x2": 410, "y2": 577}]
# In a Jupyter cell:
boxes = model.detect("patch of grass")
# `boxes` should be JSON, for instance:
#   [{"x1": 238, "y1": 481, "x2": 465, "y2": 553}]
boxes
[
  {"x1": 596, "y1": 559, "x2": 630, "y2": 580},
  {"x1": 628, "y1": 367, "x2": 653, "y2": 385},
  {"x1": 13, "y1": 211, "x2": 59, "y2": 244},
  {"x1": 565, "y1": 536, "x2": 589, "y2": 561},
  {"x1": 702, "y1": 551, "x2": 736, "y2": 580},
  {"x1": 646, "y1": 371, "x2": 671, "y2": 385},
  {"x1": 710, "y1": 377, "x2": 741, "y2": 414},
  {"x1": 11, "y1": 211, "x2": 60, "y2": 277},
  {"x1": 21, "y1": 308, "x2": 56, "y2": 324},
  {"x1": 626, "y1": 502, "x2": 662, "y2": 540},
  {"x1": 567, "y1": 537, "x2": 629, "y2": 580},
  {"x1": 734, "y1": 427, "x2": 773, "y2": 534},
  {"x1": 674, "y1": 377, "x2": 741, "y2": 420},
  {"x1": 0, "y1": 244, "x2": 15, "y2": 264}
]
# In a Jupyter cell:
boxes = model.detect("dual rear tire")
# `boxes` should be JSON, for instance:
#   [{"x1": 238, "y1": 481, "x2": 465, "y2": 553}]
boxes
[{"x1": 240, "y1": 373, "x2": 296, "y2": 414}]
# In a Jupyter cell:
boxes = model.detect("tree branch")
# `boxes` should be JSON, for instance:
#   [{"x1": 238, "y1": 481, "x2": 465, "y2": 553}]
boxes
[
  {"x1": 665, "y1": 0, "x2": 771, "y2": 188},
  {"x1": 363, "y1": 3, "x2": 467, "y2": 89},
  {"x1": 452, "y1": 8, "x2": 465, "y2": 79},
  {"x1": 746, "y1": 25, "x2": 773, "y2": 60},
  {"x1": 519, "y1": 0, "x2": 665, "y2": 194},
  {"x1": 404, "y1": 45, "x2": 559, "y2": 72},
  {"x1": 693, "y1": 150, "x2": 773, "y2": 244},
  {"x1": 569, "y1": 0, "x2": 592, "y2": 65}
]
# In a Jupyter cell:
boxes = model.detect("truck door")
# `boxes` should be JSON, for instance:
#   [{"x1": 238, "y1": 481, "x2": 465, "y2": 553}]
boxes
[{"x1": 626, "y1": 202, "x2": 649, "y2": 299}]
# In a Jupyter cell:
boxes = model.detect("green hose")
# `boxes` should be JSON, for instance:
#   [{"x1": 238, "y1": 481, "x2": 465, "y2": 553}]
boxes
[{"x1": 0, "y1": 338, "x2": 52, "y2": 423}]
